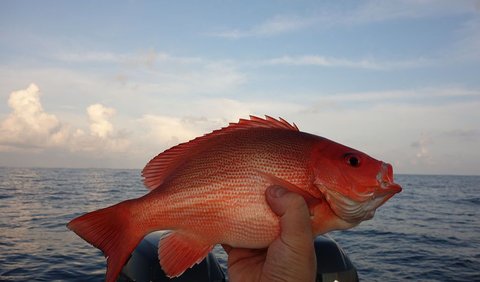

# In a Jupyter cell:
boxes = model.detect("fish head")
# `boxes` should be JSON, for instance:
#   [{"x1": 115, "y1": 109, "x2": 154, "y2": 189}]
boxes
[{"x1": 311, "y1": 140, "x2": 402, "y2": 225}]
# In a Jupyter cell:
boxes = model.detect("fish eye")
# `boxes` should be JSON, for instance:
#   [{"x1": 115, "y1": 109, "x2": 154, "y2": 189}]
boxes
[{"x1": 345, "y1": 154, "x2": 361, "y2": 168}]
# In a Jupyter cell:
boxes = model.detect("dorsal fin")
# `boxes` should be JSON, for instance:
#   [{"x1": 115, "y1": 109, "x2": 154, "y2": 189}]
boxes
[{"x1": 142, "y1": 115, "x2": 299, "y2": 190}]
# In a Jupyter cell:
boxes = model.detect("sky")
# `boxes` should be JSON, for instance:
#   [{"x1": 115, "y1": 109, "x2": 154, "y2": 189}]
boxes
[{"x1": 0, "y1": 0, "x2": 479, "y2": 175}]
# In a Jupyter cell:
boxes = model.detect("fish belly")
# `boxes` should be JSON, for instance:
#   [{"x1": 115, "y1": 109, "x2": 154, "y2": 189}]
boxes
[{"x1": 141, "y1": 176, "x2": 280, "y2": 248}]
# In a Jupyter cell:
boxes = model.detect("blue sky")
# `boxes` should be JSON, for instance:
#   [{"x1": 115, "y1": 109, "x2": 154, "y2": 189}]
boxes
[{"x1": 0, "y1": 0, "x2": 479, "y2": 175}]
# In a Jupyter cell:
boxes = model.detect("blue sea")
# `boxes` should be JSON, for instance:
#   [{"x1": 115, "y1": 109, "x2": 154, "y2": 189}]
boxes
[{"x1": 0, "y1": 167, "x2": 479, "y2": 281}]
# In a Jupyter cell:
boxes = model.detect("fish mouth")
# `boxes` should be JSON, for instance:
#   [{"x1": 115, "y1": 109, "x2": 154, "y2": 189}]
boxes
[{"x1": 317, "y1": 163, "x2": 402, "y2": 224}]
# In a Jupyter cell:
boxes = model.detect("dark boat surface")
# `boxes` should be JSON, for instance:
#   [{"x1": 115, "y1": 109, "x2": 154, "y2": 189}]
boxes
[{"x1": 118, "y1": 232, "x2": 358, "y2": 282}]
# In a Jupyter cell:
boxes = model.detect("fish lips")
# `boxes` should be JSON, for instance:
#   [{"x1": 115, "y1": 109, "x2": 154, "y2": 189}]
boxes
[
  {"x1": 370, "y1": 181, "x2": 402, "y2": 208},
  {"x1": 376, "y1": 182, "x2": 402, "y2": 200},
  {"x1": 317, "y1": 182, "x2": 402, "y2": 224},
  {"x1": 360, "y1": 183, "x2": 402, "y2": 221}
]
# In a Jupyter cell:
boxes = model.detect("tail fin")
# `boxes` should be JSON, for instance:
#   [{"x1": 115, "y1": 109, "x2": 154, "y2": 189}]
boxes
[{"x1": 67, "y1": 200, "x2": 144, "y2": 282}]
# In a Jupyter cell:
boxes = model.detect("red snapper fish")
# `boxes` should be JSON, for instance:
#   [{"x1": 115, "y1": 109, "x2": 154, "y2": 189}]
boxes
[{"x1": 68, "y1": 116, "x2": 402, "y2": 281}]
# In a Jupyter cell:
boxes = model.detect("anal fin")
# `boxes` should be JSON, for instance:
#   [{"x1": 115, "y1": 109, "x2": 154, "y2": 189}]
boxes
[{"x1": 158, "y1": 232, "x2": 213, "y2": 278}]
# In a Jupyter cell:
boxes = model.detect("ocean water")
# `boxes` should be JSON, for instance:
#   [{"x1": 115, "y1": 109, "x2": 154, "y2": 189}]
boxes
[{"x1": 0, "y1": 167, "x2": 479, "y2": 281}]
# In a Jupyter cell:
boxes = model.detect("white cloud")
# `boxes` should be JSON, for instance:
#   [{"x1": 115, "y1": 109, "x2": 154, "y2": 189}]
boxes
[
  {"x1": 70, "y1": 103, "x2": 130, "y2": 153},
  {"x1": 55, "y1": 49, "x2": 202, "y2": 66},
  {"x1": 207, "y1": 0, "x2": 478, "y2": 39},
  {"x1": 1, "y1": 82, "x2": 479, "y2": 174},
  {"x1": 133, "y1": 114, "x2": 229, "y2": 162},
  {"x1": 0, "y1": 83, "x2": 69, "y2": 151},
  {"x1": 296, "y1": 92, "x2": 480, "y2": 175},
  {"x1": 121, "y1": 62, "x2": 246, "y2": 96},
  {"x1": 138, "y1": 115, "x2": 199, "y2": 147},
  {"x1": 53, "y1": 50, "x2": 246, "y2": 95},
  {"x1": 304, "y1": 87, "x2": 480, "y2": 105},
  {"x1": 165, "y1": 93, "x2": 479, "y2": 175},
  {"x1": 56, "y1": 52, "x2": 120, "y2": 63},
  {"x1": 128, "y1": 93, "x2": 479, "y2": 175},
  {"x1": 259, "y1": 55, "x2": 431, "y2": 70},
  {"x1": 411, "y1": 133, "x2": 432, "y2": 162},
  {"x1": 87, "y1": 104, "x2": 115, "y2": 138},
  {"x1": 0, "y1": 84, "x2": 129, "y2": 155},
  {"x1": 55, "y1": 50, "x2": 426, "y2": 89},
  {"x1": 131, "y1": 98, "x2": 304, "y2": 158},
  {"x1": 207, "y1": 15, "x2": 316, "y2": 39}
]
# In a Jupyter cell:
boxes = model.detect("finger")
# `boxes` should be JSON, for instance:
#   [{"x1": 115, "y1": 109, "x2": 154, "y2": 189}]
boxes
[
  {"x1": 265, "y1": 186, "x2": 313, "y2": 243},
  {"x1": 263, "y1": 185, "x2": 316, "y2": 282}
]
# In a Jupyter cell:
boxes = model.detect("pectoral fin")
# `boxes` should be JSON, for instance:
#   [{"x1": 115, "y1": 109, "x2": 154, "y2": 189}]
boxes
[{"x1": 256, "y1": 170, "x2": 322, "y2": 212}]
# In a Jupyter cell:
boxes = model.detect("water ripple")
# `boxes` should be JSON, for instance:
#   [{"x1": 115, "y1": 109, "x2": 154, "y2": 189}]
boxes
[{"x1": 0, "y1": 168, "x2": 479, "y2": 281}]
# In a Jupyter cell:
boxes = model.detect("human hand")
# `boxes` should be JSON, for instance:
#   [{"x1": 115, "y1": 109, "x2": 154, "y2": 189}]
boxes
[{"x1": 223, "y1": 186, "x2": 316, "y2": 282}]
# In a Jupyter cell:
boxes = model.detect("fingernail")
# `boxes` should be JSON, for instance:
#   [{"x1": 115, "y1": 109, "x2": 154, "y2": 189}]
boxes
[{"x1": 269, "y1": 186, "x2": 287, "y2": 198}]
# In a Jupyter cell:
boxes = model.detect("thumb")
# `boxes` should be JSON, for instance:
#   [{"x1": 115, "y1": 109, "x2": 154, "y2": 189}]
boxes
[
  {"x1": 266, "y1": 186, "x2": 314, "y2": 244},
  {"x1": 263, "y1": 186, "x2": 316, "y2": 282}
]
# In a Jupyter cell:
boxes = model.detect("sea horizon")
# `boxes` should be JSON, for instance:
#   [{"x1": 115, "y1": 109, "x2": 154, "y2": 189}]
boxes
[{"x1": 1, "y1": 165, "x2": 478, "y2": 177}]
